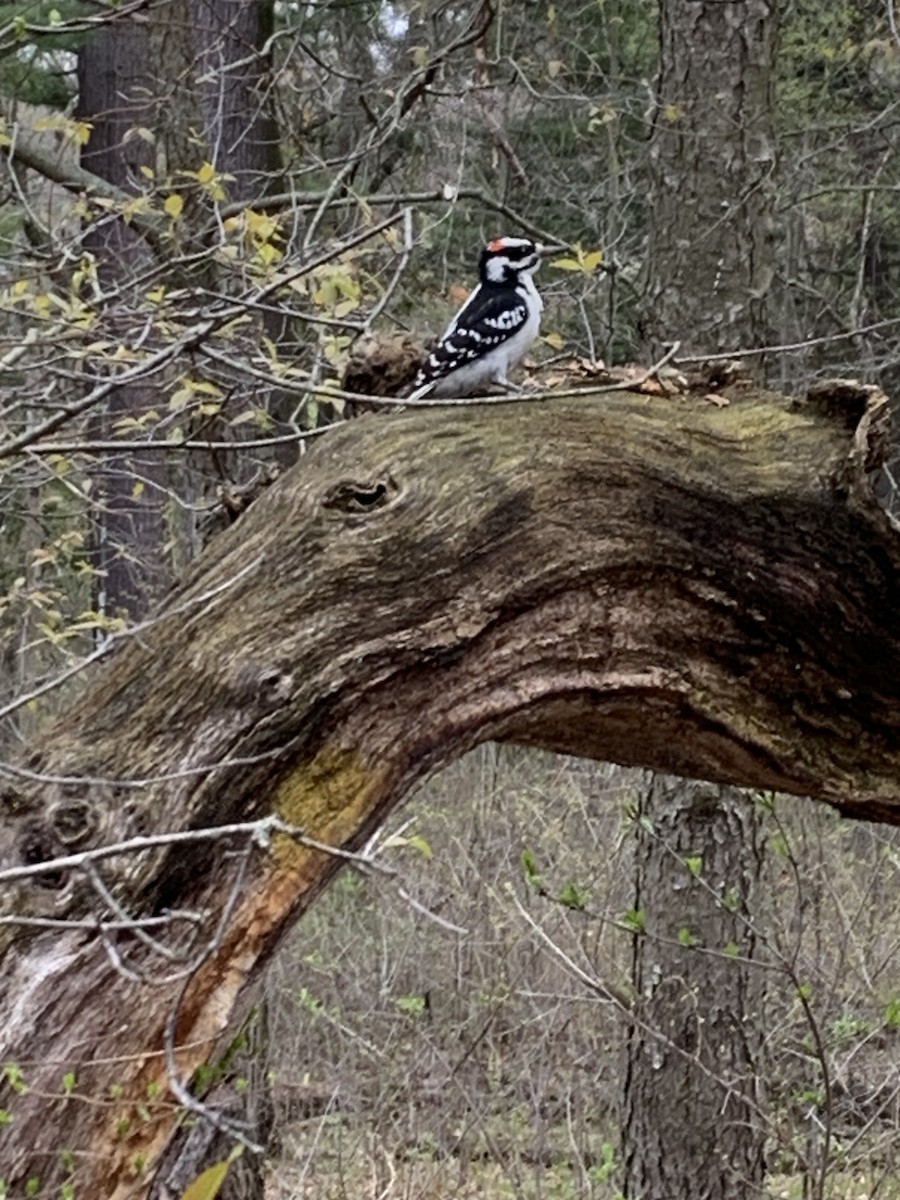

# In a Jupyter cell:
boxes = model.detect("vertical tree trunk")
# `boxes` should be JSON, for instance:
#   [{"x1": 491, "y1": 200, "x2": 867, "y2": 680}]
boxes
[
  {"x1": 625, "y1": 2, "x2": 777, "y2": 1195},
  {"x1": 152, "y1": 9, "x2": 282, "y2": 1192},
  {"x1": 77, "y1": 20, "x2": 172, "y2": 619},
  {"x1": 187, "y1": 0, "x2": 299, "y2": 476},
  {"x1": 187, "y1": 0, "x2": 282, "y2": 202},
  {"x1": 623, "y1": 778, "x2": 766, "y2": 1199},
  {"x1": 641, "y1": 0, "x2": 776, "y2": 356}
]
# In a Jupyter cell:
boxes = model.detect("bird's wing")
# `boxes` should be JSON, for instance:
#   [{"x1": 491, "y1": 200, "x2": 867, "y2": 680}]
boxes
[{"x1": 415, "y1": 286, "x2": 529, "y2": 388}]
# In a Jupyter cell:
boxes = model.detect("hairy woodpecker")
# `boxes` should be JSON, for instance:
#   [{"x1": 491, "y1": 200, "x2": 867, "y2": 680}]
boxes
[{"x1": 407, "y1": 236, "x2": 545, "y2": 400}]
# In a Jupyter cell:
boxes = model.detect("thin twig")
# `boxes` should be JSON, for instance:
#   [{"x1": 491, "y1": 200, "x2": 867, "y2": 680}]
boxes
[
  {"x1": 0, "y1": 815, "x2": 398, "y2": 887},
  {"x1": 674, "y1": 318, "x2": 900, "y2": 364}
]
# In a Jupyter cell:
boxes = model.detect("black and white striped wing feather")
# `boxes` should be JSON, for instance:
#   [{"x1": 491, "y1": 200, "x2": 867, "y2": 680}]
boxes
[{"x1": 412, "y1": 285, "x2": 529, "y2": 395}]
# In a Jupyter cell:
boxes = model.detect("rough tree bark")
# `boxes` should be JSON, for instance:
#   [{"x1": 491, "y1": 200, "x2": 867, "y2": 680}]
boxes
[
  {"x1": 77, "y1": 20, "x2": 172, "y2": 619},
  {"x1": 0, "y1": 383, "x2": 898, "y2": 1197},
  {"x1": 187, "y1": 0, "x2": 282, "y2": 204},
  {"x1": 641, "y1": 0, "x2": 776, "y2": 356},
  {"x1": 623, "y1": 776, "x2": 765, "y2": 1198},
  {"x1": 627, "y1": 2, "x2": 778, "y2": 1193}
]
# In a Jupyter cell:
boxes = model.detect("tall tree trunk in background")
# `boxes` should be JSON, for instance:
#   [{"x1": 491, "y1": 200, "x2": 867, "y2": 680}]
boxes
[
  {"x1": 623, "y1": 778, "x2": 765, "y2": 1199},
  {"x1": 187, "y1": 0, "x2": 299, "y2": 478},
  {"x1": 640, "y1": 0, "x2": 776, "y2": 357},
  {"x1": 77, "y1": 20, "x2": 171, "y2": 620},
  {"x1": 188, "y1": 0, "x2": 282, "y2": 203},
  {"x1": 151, "y1": 9, "x2": 281, "y2": 1194},
  {"x1": 624, "y1": 2, "x2": 777, "y2": 1197}
]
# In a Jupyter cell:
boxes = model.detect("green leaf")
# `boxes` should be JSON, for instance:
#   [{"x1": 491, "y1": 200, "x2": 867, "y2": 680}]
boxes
[
  {"x1": 382, "y1": 832, "x2": 432, "y2": 858},
  {"x1": 677, "y1": 926, "x2": 696, "y2": 947},
  {"x1": 406, "y1": 833, "x2": 433, "y2": 859},
  {"x1": 770, "y1": 834, "x2": 789, "y2": 857},
  {"x1": 395, "y1": 995, "x2": 426, "y2": 1016},
  {"x1": 621, "y1": 908, "x2": 645, "y2": 933},
  {"x1": 684, "y1": 855, "x2": 702, "y2": 878},
  {"x1": 3, "y1": 1064, "x2": 26, "y2": 1095},
  {"x1": 521, "y1": 849, "x2": 542, "y2": 887},
  {"x1": 557, "y1": 882, "x2": 589, "y2": 911}
]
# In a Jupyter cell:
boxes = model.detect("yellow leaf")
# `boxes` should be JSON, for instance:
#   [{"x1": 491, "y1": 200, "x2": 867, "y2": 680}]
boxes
[
  {"x1": 73, "y1": 121, "x2": 93, "y2": 145},
  {"x1": 542, "y1": 331, "x2": 565, "y2": 349},
  {"x1": 124, "y1": 125, "x2": 155, "y2": 146},
  {"x1": 245, "y1": 210, "x2": 280, "y2": 241},
  {"x1": 314, "y1": 280, "x2": 338, "y2": 308},
  {"x1": 582, "y1": 249, "x2": 604, "y2": 272},
  {"x1": 164, "y1": 194, "x2": 184, "y2": 220},
  {"x1": 169, "y1": 386, "x2": 192, "y2": 411},
  {"x1": 191, "y1": 380, "x2": 222, "y2": 397},
  {"x1": 547, "y1": 59, "x2": 564, "y2": 78},
  {"x1": 550, "y1": 257, "x2": 584, "y2": 272},
  {"x1": 196, "y1": 162, "x2": 217, "y2": 186},
  {"x1": 411, "y1": 45, "x2": 429, "y2": 68},
  {"x1": 139, "y1": 165, "x2": 155, "y2": 180},
  {"x1": 256, "y1": 241, "x2": 282, "y2": 266},
  {"x1": 664, "y1": 103, "x2": 682, "y2": 122},
  {"x1": 122, "y1": 196, "x2": 152, "y2": 221},
  {"x1": 132, "y1": 480, "x2": 144, "y2": 500},
  {"x1": 180, "y1": 1148, "x2": 242, "y2": 1200},
  {"x1": 335, "y1": 274, "x2": 360, "y2": 301}
]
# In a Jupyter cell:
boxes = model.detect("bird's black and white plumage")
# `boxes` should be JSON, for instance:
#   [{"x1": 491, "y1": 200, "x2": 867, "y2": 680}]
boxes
[{"x1": 407, "y1": 236, "x2": 544, "y2": 400}]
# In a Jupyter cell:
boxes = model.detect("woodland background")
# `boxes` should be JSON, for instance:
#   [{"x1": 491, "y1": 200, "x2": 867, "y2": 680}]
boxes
[{"x1": 3, "y1": 1, "x2": 900, "y2": 1198}]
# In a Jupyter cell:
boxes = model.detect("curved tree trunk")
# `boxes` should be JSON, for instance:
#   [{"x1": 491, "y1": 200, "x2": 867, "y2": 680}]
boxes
[{"x1": 0, "y1": 383, "x2": 898, "y2": 1196}]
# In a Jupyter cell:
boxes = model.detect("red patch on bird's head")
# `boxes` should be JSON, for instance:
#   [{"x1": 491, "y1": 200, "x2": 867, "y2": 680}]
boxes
[{"x1": 487, "y1": 238, "x2": 507, "y2": 252}]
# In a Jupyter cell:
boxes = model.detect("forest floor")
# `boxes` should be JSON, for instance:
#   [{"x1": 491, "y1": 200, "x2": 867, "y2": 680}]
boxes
[{"x1": 258, "y1": 747, "x2": 900, "y2": 1200}]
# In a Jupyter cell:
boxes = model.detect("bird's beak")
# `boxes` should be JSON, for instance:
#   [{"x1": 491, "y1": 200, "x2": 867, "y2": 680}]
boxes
[{"x1": 536, "y1": 243, "x2": 566, "y2": 257}]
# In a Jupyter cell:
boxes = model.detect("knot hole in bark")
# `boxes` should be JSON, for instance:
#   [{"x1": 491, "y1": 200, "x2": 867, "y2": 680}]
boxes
[
  {"x1": 804, "y1": 378, "x2": 878, "y2": 433},
  {"x1": 0, "y1": 786, "x2": 30, "y2": 816},
  {"x1": 49, "y1": 797, "x2": 97, "y2": 847},
  {"x1": 18, "y1": 819, "x2": 69, "y2": 890},
  {"x1": 322, "y1": 477, "x2": 397, "y2": 515},
  {"x1": 230, "y1": 661, "x2": 295, "y2": 709}
]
